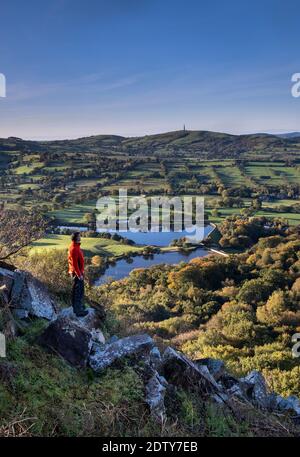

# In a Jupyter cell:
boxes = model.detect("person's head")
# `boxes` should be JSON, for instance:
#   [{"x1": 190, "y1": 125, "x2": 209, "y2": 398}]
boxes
[{"x1": 71, "y1": 232, "x2": 81, "y2": 243}]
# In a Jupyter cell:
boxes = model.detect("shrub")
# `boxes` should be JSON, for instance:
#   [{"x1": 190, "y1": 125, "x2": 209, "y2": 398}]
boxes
[{"x1": 16, "y1": 249, "x2": 70, "y2": 300}]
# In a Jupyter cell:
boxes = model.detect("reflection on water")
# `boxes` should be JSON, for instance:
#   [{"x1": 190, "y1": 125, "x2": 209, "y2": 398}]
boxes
[
  {"x1": 58, "y1": 225, "x2": 213, "y2": 247},
  {"x1": 57, "y1": 223, "x2": 214, "y2": 285},
  {"x1": 101, "y1": 224, "x2": 212, "y2": 247},
  {"x1": 95, "y1": 247, "x2": 210, "y2": 285}
]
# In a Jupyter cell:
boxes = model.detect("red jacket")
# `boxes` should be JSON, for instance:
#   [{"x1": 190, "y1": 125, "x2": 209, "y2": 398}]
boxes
[{"x1": 68, "y1": 241, "x2": 84, "y2": 277}]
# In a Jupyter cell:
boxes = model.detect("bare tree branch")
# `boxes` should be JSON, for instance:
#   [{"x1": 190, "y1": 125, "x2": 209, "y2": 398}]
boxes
[{"x1": 0, "y1": 208, "x2": 47, "y2": 260}]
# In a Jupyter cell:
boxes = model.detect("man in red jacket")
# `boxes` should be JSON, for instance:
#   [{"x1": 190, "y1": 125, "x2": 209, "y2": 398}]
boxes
[{"x1": 68, "y1": 232, "x2": 88, "y2": 317}]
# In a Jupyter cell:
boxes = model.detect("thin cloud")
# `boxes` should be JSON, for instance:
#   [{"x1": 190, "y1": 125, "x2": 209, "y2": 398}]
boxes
[{"x1": 7, "y1": 72, "x2": 143, "y2": 102}]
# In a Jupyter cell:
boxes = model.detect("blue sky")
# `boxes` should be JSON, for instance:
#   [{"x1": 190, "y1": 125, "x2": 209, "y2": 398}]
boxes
[{"x1": 0, "y1": 0, "x2": 299, "y2": 139}]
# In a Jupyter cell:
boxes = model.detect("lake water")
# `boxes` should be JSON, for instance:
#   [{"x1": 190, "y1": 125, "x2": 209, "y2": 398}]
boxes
[
  {"x1": 95, "y1": 247, "x2": 211, "y2": 285},
  {"x1": 58, "y1": 224, "x2": 213, "y2": 247},
  {"x1": 57, "y1": 223, "x2": 214, "y2": 285},
  {"x1": 107, "y1": 225, "x2": 212, "y2": 246}
]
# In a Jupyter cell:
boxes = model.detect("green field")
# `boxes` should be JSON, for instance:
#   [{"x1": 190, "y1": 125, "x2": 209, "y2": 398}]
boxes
[
  {"x1": 45, "y1": 193, "x2": 300, "y2": 228},
  {"x1": 49, "y1": 202, "x2": 97, "y2": 224},
  {"x1": 0, "y1": 131, "x2": 299, "y2": 235},
  {"x1": 31, "y1": 234, "x2": 143, "y2": 257},
  {"x1": 14, "y1": 162, "x2": 44, "y2": 175}
]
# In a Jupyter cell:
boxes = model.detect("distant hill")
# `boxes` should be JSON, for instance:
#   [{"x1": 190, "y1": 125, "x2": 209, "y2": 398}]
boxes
[
  {"x1": 0, "y1": 134, "x2": 124, "y2": 154},
  {"x1": 0, "y1": 129, "x2": 299, "y2": 158},
  {"x1": 276, "y1": 132, "x2": 300, "y2": 139},
  {"x1": 121, "y1": 130, "x2": 294, "y2": 156}
]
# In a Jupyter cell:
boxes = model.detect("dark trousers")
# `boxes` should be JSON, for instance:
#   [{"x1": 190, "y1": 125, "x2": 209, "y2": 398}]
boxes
[{"x1": 72, "y1": 275, "x2": 85, "y2": 314}]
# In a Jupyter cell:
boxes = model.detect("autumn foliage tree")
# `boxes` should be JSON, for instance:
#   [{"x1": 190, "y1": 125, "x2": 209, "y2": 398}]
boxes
[{"x1": 93, "y1": 221, "x2": 300, "y2": 397}]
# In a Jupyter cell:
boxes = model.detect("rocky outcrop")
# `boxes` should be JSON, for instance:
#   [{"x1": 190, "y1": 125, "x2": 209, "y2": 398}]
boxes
[
  {"x1": 39, "y1": 316, "x2": 93, "y2": 367},
  {"x1": 149, "y1": 346, "x2": 162, "y2": 371},
  {"x1": 14, "y1": 272, "x2": 57, "y2": 320},
  {"x1": 275, "y1": 395, "x2": 300, "y2": 418},
  {"x1": 34, "y1": 304, "x2": 300, "y2": 425},
  {"x1": 0, "y1": 266, "x2": 57, "y2": 320},
  {"x1": 145, "y1": 371, "x2": 168, "y2": 423},
  {"x1": 195, "y1": 358, "x2": 225, "y2": 381},
  {"x1": 162, "y1": 349, "x2": 300, "y2": 421},
  {"x1": 239, "y1": 370, "x2": 270, "y2": 408},
  {"x1": 59, "y1": 307, "x2": 105, "y2": 345},
  {"x1": 8, "y1": 262, "x2": 299, "y2": 426},
  {"x1": 217, "y1": 369, "x2": 278, "y2": 411},
  {"x1": 162, "y1": 346, "x2": 220, "y2": 392},
  {"x1": 89, "y1": 333, "x2": 154, "y2": 372},
  {"x1": 39, "y1": 307, "x2": 105, "y2": 367}
]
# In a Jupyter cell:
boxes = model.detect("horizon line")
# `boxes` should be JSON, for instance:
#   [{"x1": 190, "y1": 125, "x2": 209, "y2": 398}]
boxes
[{"x1": 1, "y1": 128, "x2": 299, "y2": 142}]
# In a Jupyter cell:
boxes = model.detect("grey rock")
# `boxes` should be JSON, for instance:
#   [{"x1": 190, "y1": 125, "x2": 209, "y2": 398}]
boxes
[
  {"x1": 158, "y1": 374, "x2": 168, "y2": 387},
  {"x1": 275, "y1": 395, "x2": 290, "y2": 411},
  {"x1": 145, "y1": 371, "x2": 167, "y2": 423},
  {"x1": 59, "y1": 307, "x2": 100, "y2": 330},
  {"x1": 90, "y1": 329, "x2": 106, "y2": 345},
  {"x1": 39, "y1": 317, "x2": 92, "y2": 367},
  {"x1": 276, "y1": 395, "x2": 300, "y2": 416},
  {"x1": 149, "y1": 346, "x2": 162, "y2": 371},
  {"x1": 0, "y1": 267, "x2": 14, "y2": 301},
  {"x1": 286, "y1": 395, "x2": 300, "y2": 415},
  {"x1": 10, "y1": 270, "x2": 26, "y2": 305},
  {"x1": 162, "y1": 346, "x2": 220, "y2": 392},
  {"x1": 218, "y1": 370, "x2": 296, "y2": 412},
  {"x1": 219, "y1": 373, "x2": 240, "y2": 389},
  {"x1": 240, "y1": 370, "x2": 269, "y2": 408},
  {"x1": 25, "y1": 275, "x2": 57, "y2": 320},
  {"x1": 89, "y1": 333, "x2": 154, "y2": 372},
  {"x1": 265, "y1": 392, "x2": 279, "y2": 411},
  {"x1": 13, "y1": 308, "x2": 30, "y2": 319},
  {"x1": 274, "y1": 395, "x2": 284, "y2": 408},
  {"x1": 226, "y1": 370, "x2": 277, "y2": 410},
  {"x1": 10, "y1": 270, "x2": 57, "y2": 320},
  {"x1": 226, "y1": 371, "x2": 269, "y2": 407},
  {"x1": 0, "y1": 267, "x2": 57, "y2": 321},
  {"x1": 227, "y1": 382, "x2": 248, "y2": 401},
  {"x1": 196, "y1": 358, "x2": 225, "y2": 381},
  {"x1": 211, "y1": 391, "x2": 229, "y2": 404},
  {"x1": 58, "y1": 307, "x2": 105, "y2": 344},
  {"x1": 107, "y1": 335, "x2": 119, "y2": 344}
]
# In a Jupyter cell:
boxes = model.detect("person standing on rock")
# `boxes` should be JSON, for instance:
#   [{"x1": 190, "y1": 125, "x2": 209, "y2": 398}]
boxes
[{"x1": 68, "y1": 232, "x2": 88, "y2": 317}]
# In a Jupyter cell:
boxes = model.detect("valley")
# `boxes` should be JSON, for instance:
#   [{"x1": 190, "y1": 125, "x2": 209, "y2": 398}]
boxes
[
  {"x1": 1, "y1": 130, "x2": 300, "y2": 242},
  {"x1": 1, "y1": 130, "x2": 300, "y2": 437}
]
